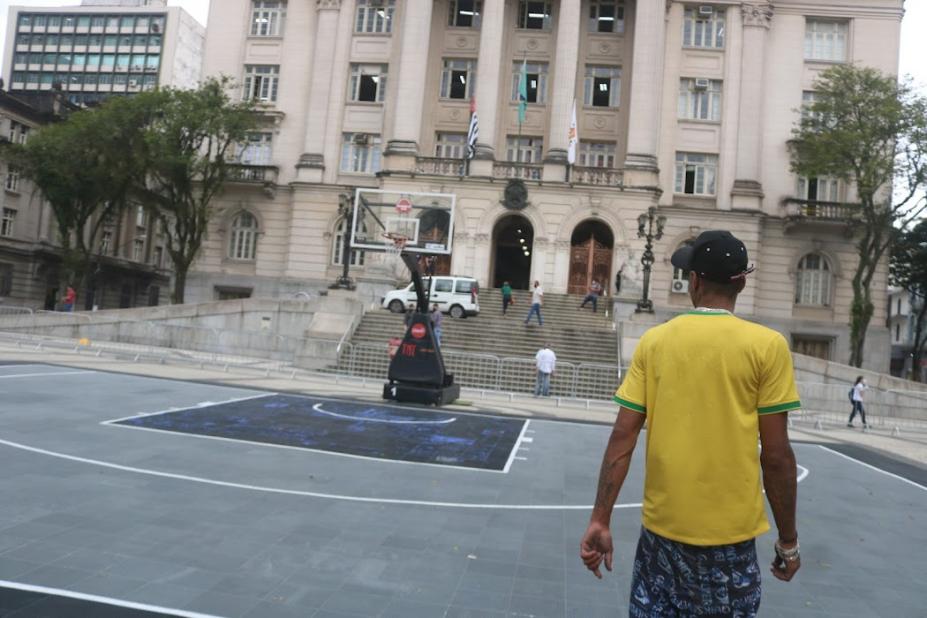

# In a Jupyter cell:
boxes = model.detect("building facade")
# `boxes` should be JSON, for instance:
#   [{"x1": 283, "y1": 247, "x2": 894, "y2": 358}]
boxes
[
  {"x1": 3, "y1": 0, "x2": 205, "y2": 106},
  {"x1": 195, "y1": 0, "x2": 902, "y2": 371},
  {"x1": 887, "y1": 286, "x2": 926, "y2": 381}
]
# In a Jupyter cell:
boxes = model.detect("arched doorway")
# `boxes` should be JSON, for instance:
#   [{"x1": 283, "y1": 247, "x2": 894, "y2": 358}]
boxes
[
  {"x1": 492, "y1": 215, "x2": 533, "y2": 289},
  {"x1": 568, "y1": 220, "x2": 614, "y2": 295},
  {"x1": 419, "y1": 209, "x2": 451, "y2": 275}
]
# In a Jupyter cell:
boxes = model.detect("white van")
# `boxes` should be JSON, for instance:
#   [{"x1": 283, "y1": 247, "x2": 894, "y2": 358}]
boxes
[{"x1": 381, "y1": 276, "x2": 480, "y2": 318}]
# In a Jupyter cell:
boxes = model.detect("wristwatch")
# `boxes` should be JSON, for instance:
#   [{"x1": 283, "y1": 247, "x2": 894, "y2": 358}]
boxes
[{"x1": 774, "y1": 539, "x2": 800, "y2": 562}]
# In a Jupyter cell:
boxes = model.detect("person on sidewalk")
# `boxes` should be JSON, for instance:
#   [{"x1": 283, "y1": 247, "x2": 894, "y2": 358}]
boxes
[
  {"x1": 847, "y1": 376, "x2": 869, "y2": 428},
  {"x1": 580, "y1": 230, "x2": 802, "y2": 617},
  {"x1": 430, "y1": 303, "x2": 443, "y2": 347},
  {"x1": 580, "y1": 279, "x2": 603, "y2": 312},
  {"x1": 525, "y1": 281, "x2": 544, "y2": 326},
  {"x1": 501, "y1": 281, "x2": 513, "y2": 316},
  {"x1": 534, "y1": 343, "x2": 556, "y2": 397},
  {"x1": 62, "y1": 285, "x2": 76, "y2": 312}
]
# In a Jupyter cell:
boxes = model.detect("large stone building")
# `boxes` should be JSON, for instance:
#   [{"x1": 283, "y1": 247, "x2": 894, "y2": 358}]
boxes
[
  {"x1": 195, "y1": 0, "x2": 903, "y2": 371},
  {"x1": 3, "y1": 0, "x2": 205, "y2": 106}
]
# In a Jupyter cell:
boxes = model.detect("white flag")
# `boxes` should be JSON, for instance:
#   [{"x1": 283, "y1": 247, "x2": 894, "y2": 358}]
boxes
[{"x1": 567, "y1": 98, "x2": 578, "y2": 165}]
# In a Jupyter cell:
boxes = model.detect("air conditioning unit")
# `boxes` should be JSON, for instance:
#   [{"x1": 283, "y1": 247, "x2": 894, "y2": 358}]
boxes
[
  {"x1": 671, "y1": 279, "x2": 689, "y2": 294},
  {"x1": 699, "y1": 5, "x2": 714, "y2": 16},
  {"x1": 353, "y1": 133, "x2": 370, "y2": 146},
  {"x1": 694, "y1": 78, "x2": 710, "y2": 90}
]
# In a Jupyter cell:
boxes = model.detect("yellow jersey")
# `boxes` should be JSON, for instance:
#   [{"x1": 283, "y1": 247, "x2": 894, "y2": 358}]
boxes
[{"x1": 614, "y1": 310, "x2": 801, "y2": 546}]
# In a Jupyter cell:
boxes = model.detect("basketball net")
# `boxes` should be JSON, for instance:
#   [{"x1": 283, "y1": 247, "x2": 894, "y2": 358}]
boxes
[{"x1": 382, "y1": 232, "x2": 409, "y2": 280}]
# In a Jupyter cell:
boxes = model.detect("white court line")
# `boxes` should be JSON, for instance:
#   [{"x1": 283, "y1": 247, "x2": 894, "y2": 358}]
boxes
[
  {"x1": 0, "y1": 436, "x2": 635, "y2": 510},
  {"x1": 102, "y1": 392, "x2": 276, "y2": 425},
  {"x1": 0, "y1": 370, "x2": 95, "y2": 380},
  {"x1": 796, "y1": 465, "x2": 809, "y2": 483},
  {"x1": 817, "y1": 445, "x2": 927, "y2": 492},
  {"x1": 312, "y1": 402, "x2": 456, "y2": 425},
  {"x1": 0, "y1": 579, "x2": 224, "y2": 618},
  {"x1": 503, "y1": 419, "x2": 531, "y2": 474}
]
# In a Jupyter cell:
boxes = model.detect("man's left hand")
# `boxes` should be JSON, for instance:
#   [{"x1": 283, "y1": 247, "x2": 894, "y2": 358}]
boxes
[{"x1": 580, "y1": 521, "x2": 613, "y2": 579}]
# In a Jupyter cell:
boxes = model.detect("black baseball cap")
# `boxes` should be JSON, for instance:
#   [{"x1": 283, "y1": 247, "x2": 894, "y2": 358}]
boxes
[{"x1": 670, "y1": 230, "x2": 755, "y2": 284}]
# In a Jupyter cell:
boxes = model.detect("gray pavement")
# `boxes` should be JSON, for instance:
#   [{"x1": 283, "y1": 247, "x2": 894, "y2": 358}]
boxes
[{"x1": 0, "y1": 355, "x2": 925, "y2": 617}]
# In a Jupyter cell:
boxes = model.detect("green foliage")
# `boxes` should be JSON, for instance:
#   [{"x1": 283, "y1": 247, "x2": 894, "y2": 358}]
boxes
[
  {"x1": 891, "y1": 220, "x2": 927, "y2": 380},
  {"x1": 790, "y1": 64, "x2": 927, "y2": 368}
]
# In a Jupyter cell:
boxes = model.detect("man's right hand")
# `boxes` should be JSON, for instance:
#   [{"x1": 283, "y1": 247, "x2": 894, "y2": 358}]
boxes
[{"x1": 579, "y1": 521, "x2": 613, "y2": 579}]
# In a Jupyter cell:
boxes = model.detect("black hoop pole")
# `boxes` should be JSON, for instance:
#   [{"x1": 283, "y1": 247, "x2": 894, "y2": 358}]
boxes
[{"x1": 400, "y1": 252, "x2": 429, "y2": 313}]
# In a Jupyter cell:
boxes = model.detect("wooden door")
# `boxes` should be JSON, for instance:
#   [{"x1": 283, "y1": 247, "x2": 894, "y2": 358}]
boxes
[{"x1": 568, "y1": 237, "x2": 613, "y2": 296}]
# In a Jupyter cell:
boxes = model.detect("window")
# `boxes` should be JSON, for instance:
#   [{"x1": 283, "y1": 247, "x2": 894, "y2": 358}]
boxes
[
  {"x1": 440, "y1": 59, "x2": 476, "y2": 100},
  {"x1": 895, "y1": 324, "x2": 901, "y2": 343},
  {"x1": 805, "y1": 20, "x2": 847, "y2": 62},
  {"x1": 239, "y1": 132, "x2": 273, "y2": 165},
  {"x1": 798, "y1": 176, "x2": 839, "y2": 202},
  {"x1": 455, "y1": 280, "x2": 475, "y2": 294},
  {"x1": 136, "y1": 206, "x2": 147, "y2": 228},
  {"x1": 5, "y1": 167, "x2": 21, "y2": 192},
  {"x1": 434, "y1": 278, "x2": 453, "y2": 293},
  {"x1": 518, "y1": 1, "x2": 552, "y2": 30},
  {"x1": 120, "y1": 16, "x2": 135, "y2": 29},
  {"x1": 678, "y1": 78, "x2": 722, "y2": 121},
  {"x1": 1, "y1": 208, "x2": 16, "y2": 237},
  {"x1": 589, "y1": 1, "x2": 624, "y2": 33},
  {"x1": 100, "y1": 230, "x2": 112, "y2": 255},
  {"x1": 449, "y1": 0, "x2": 481, "y2": 27},
  {"x1": 801, "y1": 91, "x2": 819, "y2": 121},
  {"x1": 511, "y1": 62, "x2": 548, "y2": 104},
  {"x1": 506, "y1": 136, "x2": 543, "y2": 163},
  {"x1": 578, "y1": 142, "x2": 616, "y2": 168},
  {"x1": 251, "y1": 1, "x2": 286, "y2": 36},
  {"x1": 133, "y1": 238, "x2": 145, "y2": 262},
  {"x1": 340, "y1": 133, "x2": 382, "y2": 174},
  {"x1": 77, "y1": 16, "x2": 91, "y2": 28},
  {"x1": 795, "y1": 253, "x2": 831, "y2": 306},
  {"x1": 792, "y1": 336, "x2": 831, "y2": 361},
  {"x1": 349, "y1": 64, "x2": 388, "y2": 102},
  {"x1": 242, "y1": 64, "x2": 279, "y2": 102},
  {"x1": 92, "y1": 16, "x2": 105, "y2": 29},
  {"x1": 153, "y1": 246, "x2": 164, "y2": 268},
  {"x1": 0, "y1": 263, "x2": 12, "y2": 297},
  {"x1": 18, "y1": 15, "x2": 32, "y2": 28},
  {"x1": 229, "y1": 212, "x2": 259, "y2": 261},
  {"x1": 333, "y1": 218, "x2": 366, "y2": 266},
  {"x1": 355, "y1": 0, "x2": 395, "y2": 34},
  {"x1": 674, "y1": 152, "x2": 718, "y2": 196},
  {"x1": 435, "y1": 133, "x2": 468, "y2": 158},
  {"x1": 584, "y1": 66, "x2": 621, "y2": 107},
  {"x1": 683, "y1": 7, "x2": 725, "y2": 49},
  {"x1": 897, "y1": 298, "x2": 902, "y2": 315}
]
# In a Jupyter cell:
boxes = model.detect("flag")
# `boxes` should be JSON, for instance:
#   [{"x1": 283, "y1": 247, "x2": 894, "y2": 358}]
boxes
[
  {"x1": 517, "y1": 59, "x2": 528, "y2": 125},
  {"x1": 466, "y1": 97, "x2": 479, "y2": 160},
  {"x1": 567, "y1": 98, "x2": 578, "y2": 165}
]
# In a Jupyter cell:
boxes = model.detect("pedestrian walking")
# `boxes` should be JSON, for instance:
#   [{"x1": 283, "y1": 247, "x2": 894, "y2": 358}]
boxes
[
  {"x1": 615, "y1": 266, "x2": 623, "y2": 296},
  {"x1": 524, "y1": 280, "x2": 544, "y2": 326},
  {"x1": 580, "y1": 279, "x2": 603, "y2": 312},
  {"x1": 534, "y1": 343, "x2": 556, "y2": 397},
  {"x1": 501, "y1": 281, "x2": 513, "y2": 315},
  {"x1": 430, "y1": 303, "x2": 443, "y2": 347},
  {"x1": 62, "y1": 285, "x2": 76, "y2": 312},
  {"x1": 580, "y1": 230, "x2": 802, "y2": 617},
  {"x1": 847, "y1": 376, "x2": 869, "y2": 428}
]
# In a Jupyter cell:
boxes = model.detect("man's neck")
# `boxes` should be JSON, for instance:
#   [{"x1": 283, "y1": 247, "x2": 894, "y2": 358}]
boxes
[{"x1": 693, "y1": 295, "x2": 736, "y2": 313}]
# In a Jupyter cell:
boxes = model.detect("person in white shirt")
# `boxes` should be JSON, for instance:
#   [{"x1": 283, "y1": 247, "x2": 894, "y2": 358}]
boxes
[
  {"x1": 525, "y1": 280, "x2": 544, "y2": 326},
  {"x1": 535, "y1": 344, "x2": 556, "y2": 397},
  {"x1": 847, "y1": 376, "x2": 869, "y2": 428}
]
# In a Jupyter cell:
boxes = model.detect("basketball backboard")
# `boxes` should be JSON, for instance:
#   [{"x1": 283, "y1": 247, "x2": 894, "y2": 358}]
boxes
[{"x1": 351, "y1": 189, "x2": 455, "y2": 255}]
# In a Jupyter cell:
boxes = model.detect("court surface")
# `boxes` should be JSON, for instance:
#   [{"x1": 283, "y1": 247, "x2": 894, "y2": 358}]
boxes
[{"x1": 0, "y1": 363, "x2": 924, "y2": 618}]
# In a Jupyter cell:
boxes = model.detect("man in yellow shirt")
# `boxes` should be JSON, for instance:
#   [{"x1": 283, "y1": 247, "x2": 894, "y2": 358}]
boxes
[{"x1": 580, "y1": 230, "x2": 801, "y2": 617}]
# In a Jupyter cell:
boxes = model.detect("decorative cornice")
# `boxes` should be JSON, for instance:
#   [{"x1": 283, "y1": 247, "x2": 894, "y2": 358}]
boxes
[
  {"x1": 742, "y1": 2, "x2": 773, "y2": 29},
  {"x1": 317, "y1": 0, "x2": 341, "y2": 10}
]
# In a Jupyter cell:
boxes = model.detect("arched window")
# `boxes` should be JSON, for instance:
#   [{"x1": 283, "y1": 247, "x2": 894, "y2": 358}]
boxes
[
  {"x1": 332, "y1": 218, "x2": 366, "y2": 266},
  {"x1": 229, "y1": 212, "x2": 258, "y2": 261},
  {"x1": 795, "y1": 253, "x2": 831, "y2": 306}
]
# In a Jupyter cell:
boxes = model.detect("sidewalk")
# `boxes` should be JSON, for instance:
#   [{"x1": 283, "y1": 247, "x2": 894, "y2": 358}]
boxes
[{"x1": 2, "y1": 339, "x2": 925, "y2": 468}]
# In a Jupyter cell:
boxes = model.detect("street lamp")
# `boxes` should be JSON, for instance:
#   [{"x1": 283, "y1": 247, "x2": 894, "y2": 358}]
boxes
[
  {"x1": 636, "y1": 206, "x2": 666, "y2": 313},
  {"x1": 330, "y1": 192, "x2": 357, "y2": 291}
]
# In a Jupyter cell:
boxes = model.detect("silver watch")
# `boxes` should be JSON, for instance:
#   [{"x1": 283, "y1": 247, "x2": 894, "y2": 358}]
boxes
[{"x1": 774, "y1": 540, "x2": 800, "y2": 562}]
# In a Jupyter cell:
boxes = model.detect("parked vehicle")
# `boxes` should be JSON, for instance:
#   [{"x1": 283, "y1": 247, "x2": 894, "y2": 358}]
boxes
[{"x1": 381, "y1": 276, "x2": 480, "y2": 318}]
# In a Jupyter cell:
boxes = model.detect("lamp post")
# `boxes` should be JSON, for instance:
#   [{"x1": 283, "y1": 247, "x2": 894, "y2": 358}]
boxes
[
  {"x1": 330, "y1": 192, "x2": 357, "y2": 291},
  {"x1": 636, "y1": 206, "x2": 666, "y2": 313}
]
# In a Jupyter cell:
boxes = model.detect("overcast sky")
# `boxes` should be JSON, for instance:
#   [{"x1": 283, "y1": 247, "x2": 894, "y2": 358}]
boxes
[{"x1": 0, "y1": 0, "x2": 924, "y2": 92}]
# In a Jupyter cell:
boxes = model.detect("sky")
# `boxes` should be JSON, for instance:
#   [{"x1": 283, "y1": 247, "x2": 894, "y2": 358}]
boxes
[{"x1": 0, "y1": 0, "x2": 923, "y2": 91}]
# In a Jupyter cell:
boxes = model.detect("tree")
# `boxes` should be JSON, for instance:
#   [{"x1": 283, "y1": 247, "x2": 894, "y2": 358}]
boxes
[
  {"x1": 789, "y1": 64, "x2": 927, "y2": 367},
  {"x1": 890, "y1": 220, "x2": 927, "y2": 381},
  {"x1": 132, "y1": 78, "x2": 256, "y2": 304}
]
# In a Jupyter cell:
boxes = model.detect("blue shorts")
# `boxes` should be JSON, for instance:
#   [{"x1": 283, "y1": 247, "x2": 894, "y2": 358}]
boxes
[{"x1": 629, "y1": 527, "x2": 761, "y2": 617}]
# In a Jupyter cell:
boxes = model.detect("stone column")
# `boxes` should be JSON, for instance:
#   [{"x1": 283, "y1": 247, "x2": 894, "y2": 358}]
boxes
[
  {"x1": 731, "y1": 3, "x2": 773, "y2": 210},
  {"x1": 295, "y1": 0, "x2": 343, "y2": 183},
  {"x1": 543, "y1": 0, "x2": 581, "y2": 181},
  {"x1": 623, "y1": 0, "x2": 667, "y2": 186},
  {"x1": 469, "y1": 0, "x2": 505, "y2": 176},
  {"x1": 383, "y1": 0, "x2": 435, "y2": 170}
]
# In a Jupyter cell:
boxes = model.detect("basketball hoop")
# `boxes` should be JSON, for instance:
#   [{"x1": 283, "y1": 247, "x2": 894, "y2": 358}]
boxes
[{"x1": 383, "y1": 232, "x2": 408, "y2": 260}]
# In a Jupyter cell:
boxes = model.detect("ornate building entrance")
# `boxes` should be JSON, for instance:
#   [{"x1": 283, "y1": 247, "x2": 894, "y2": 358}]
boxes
[
  {"x1": 568, "y1": 220, "x2": 614, "y2": 295},
  {"x1": 491, "y1": 215, "x2": 533, "y2": 289}
]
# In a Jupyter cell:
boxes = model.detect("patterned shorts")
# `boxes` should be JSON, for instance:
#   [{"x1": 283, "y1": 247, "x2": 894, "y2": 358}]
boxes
[{"x1": 629, "y1": 527, "x2": 761, "y2": 618}]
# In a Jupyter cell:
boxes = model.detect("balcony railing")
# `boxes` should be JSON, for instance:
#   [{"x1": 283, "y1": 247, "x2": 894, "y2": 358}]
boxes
[
  {"x1": 570, "y1": 166, "x2": 625, "y2": 188},
  {"x1": 493, "y1": 161, "x2": 542, "y2": 181},
  {"x1": 783, "y1": 198, "x2": 862, "y2": 221},
  {"x1": 414, "y1": 157, "x2": 465, "y2": 177},
  {"x1": 226, "y1": 164, "x2": 279, "y2": 184}
]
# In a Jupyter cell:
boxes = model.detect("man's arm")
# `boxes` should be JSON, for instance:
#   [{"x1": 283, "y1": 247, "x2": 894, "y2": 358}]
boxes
[
  {"x1": 758, "y1": 412, "x2": 800, "y2": 582},
  {"x1": 580, "y1": 409, "x2": 646, "y2": 579}
]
